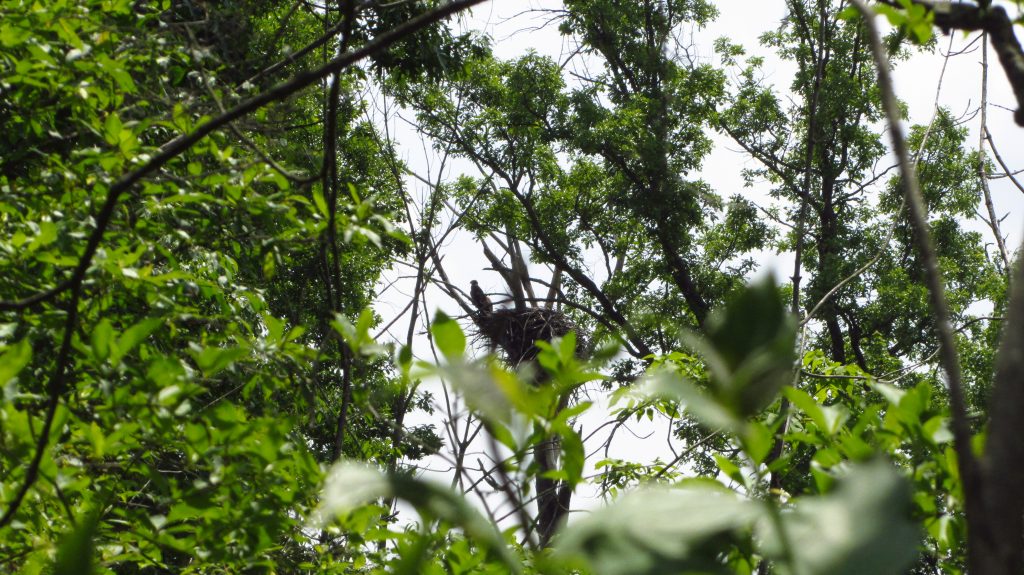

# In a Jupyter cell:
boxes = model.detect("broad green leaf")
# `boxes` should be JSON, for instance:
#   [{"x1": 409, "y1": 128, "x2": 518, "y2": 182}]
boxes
[
  {"x1": 556, "y1": 482, "x2": 763, "y2": 575},
  {"x1": 557, "y1": 424, "x2": 585, "y2": 487},
  {"x1": 642, "y1": 370, "x2": 740, "y2": 432},
  {"x1": 871, "y1": 381, "x2": 906, "y2": 406},
  {"x1": 104, "y1": 113, "x2": 123, "y2": 146},
  {"x1": 399, "y1": 341, "x2": 415, "y2": 368},
  {"x1": 110, "y1": 318, "x2": 162, "y2": 364},
  {"x1": 694, "y1": 275, "x2": 796, "y2": 417},
  {"x1": 440, "y1": 361, "x2": 517, "y2": 425},
  {"x1": 262, "y1": 250, "x2": 276, "y2": 279},
  {"x1": 743, "y1": 420, "x2": 775, "y2": 465},
  {"x1": 431, "y1": 312, "x2": 465, "y2": 362},
  {"x1": 923, "y1": 415, "x2": 954, "y2": 445},
  {"x1": 0, "y1": 24, "x2": 31, "y2": 47},
  {"x1": 766, "y1": 459, "x2": 919, "y2": 575},
  {"x1": 28, "y1": 220, "x2": 57, "y2": 250},
  {"x1": 784, "y1": 387, "x2": 849, "y2": 436},
  {"x1": 312, "y1": 187, "x2": 329, "y2": 218},
  {"x1": 333, "y1": 309, "x2": 386, "y2": 356},
  {"x1": 0, "y1": 339, "x2": 31, "y2": 385},
  {"x1": 714, "y1": 454, "x2": 746, "y2": 487},
  {"x1": 314, "y1": 461, "x2": 521, "y2": 573},
  {"x1": 191, "y1": 346, "x2": 248, "y2": 376},
  {"x1": 91, "y1": 319, "x2": 114, "y2": 362},
  {"x1": 311, "y1": 462, "x2": 391, "y2": 526}
]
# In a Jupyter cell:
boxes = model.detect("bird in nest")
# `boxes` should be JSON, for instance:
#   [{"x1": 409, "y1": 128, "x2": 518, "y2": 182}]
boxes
[{"x1": 470, "y1": 280, "x2": 493, "y2": 314}]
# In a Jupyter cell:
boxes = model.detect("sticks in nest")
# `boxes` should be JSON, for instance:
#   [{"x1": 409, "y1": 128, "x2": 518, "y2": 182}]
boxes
[{"x1": 471, "y1": 307, "x2": 576, "y2": 367}]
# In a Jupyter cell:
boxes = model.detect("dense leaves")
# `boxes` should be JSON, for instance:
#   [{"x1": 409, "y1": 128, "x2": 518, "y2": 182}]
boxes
[{"x1": 1, "y1": 0, "x2": 1021, "y2": 574}]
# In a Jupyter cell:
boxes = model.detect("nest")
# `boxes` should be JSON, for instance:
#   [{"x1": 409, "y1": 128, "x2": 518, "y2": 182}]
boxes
[{"x1": 472, "y1": 307, "x2": 578, "y2": 368}]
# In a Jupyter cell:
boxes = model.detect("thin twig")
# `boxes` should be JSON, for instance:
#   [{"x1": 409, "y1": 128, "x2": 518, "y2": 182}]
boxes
[
  {"x1": 984, "y1": 128, "x2": 1024, "y2": 196},
  {"x1": 978, "y1": 33, "x2": 1012, "y2": 274}
]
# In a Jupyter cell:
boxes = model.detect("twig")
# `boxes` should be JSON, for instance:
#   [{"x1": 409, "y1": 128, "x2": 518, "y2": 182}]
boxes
[
  {"x1": 978, "y1": 33, "x2": 1012, "y2": 274},
  {"x1": 984, "y1": 128, "x2": 1024, "y2": 196},
  {"x1": 650, "y1": 431, "x2": 721, "y2": 481}
]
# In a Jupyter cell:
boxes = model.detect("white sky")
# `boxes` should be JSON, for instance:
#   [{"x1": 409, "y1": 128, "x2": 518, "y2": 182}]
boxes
[{"x1": 375, "y1": 0, "x2": 1024, "y2": 526}]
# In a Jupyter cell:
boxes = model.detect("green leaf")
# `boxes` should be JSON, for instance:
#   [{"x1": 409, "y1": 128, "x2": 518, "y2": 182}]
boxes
[
  {"x1": 0, "y1": 24, "x2": 31, "y2": 47},
  {"x1": 874, "y1": 5, "x2": 906, "y2": 27},
  {"x1": 743, "y1": 420, "x2": 775, "y2": 465},
  {"x1": 311, "y1": 462, "x2": 391, "y2": 525},
  {"x1": 398, "y1": 345, "x2": 413, "y2": 370},
  {"x1": 312, "y1": 187, "x2": 329, "y2": 218},
  {"x1": 642, "y1": 370, "x2": 740, "y2": 432},
  {"x1": 871, "y1": 381, "x2": 906, "y2": 406},
  {"x1": 440, "y1": 361, "x2": 517, "y2": 425},
  {"x1": 53, "y1": 507, "x2": 100, "y2": 575},
  {"x1": 191, "y1": 346, "x2": 248, "y2": 376},
  {"x1": 558, "y1": 425, "x2": 585, "y2": 487},
  {"x1": 0, "y1": 339, "x2": 32, "y2": 385},
  {"x1": 767, "y1": 459, "x2": 919, "y2": 575},
  {"x1": 262, "y1": 250, "x2": 276, "y2": 279},
  {"x1": 104, "y1": 113, "x2": 123, "y2": 146},
  {"x1": 698, "y1": 275, "x2": 797, "y2": 417},
  {"x1": 29, "y1": 220, "x2": 57, "y2": 250},
  {"x1": 332, "y1": 309, "x2": 386, "y2": 356},
  {"x1": 431, "y1": 312, "x2": 465, "y2": 362},
  {"x1": 91, "y1": 318, "x2": 114, "y2": 362},
  {"x1": 784, "y1": 387, "x2": 849, "y2": 436},
  {"x1": 923, "y1": 415, "x2": 954, "y2": 445},
  {"x1": 559, "y1": 331, "x2": 577, "y2": 360},
  {"x1": 555, "y1": 400, "x2": 593, "y2": 424},
  {"x1": 314, "y1": 462, "x2": 521, "y2": 573},
  {"x1": 714, "y1": 454, "x2": 746, "y2": 487},
  {"x1": 110, "y1": 318, "x2": 162, "y2": 364},
  {"x1": 837, "y1": 6, "x2": 860, "y2": 20},
  {"x1": 556, "y1": 482, "x2": 763, "y2": 575},
  {"x1": 784, "y1": 387, "x2": 826, "y2": 429}
]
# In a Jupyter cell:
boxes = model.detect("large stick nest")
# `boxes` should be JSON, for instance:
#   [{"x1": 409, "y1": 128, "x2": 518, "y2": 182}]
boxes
[{"x1": 471, "y1": 307, "x2": 579, "y2": 368}]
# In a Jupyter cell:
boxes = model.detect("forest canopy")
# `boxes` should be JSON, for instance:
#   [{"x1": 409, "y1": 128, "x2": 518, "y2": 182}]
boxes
[{"x1": 2, "y1": 0, "x2": 1024, "y2": 573}]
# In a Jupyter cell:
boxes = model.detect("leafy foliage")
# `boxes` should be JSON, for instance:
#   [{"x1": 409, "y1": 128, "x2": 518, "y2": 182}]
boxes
[{"x1": 1, "y1": 0, "x2": 1021, "y2": 573}]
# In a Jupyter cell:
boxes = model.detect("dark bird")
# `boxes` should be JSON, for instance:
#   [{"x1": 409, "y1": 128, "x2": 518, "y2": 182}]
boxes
[{"x1": 470, "y1": 280, "x2": 493, "y2": 313}]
